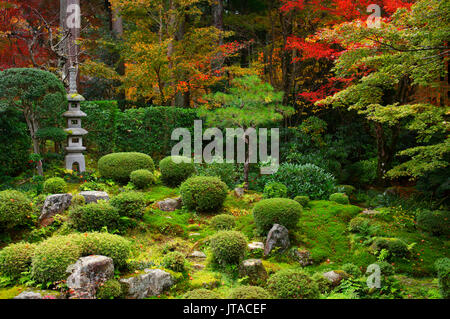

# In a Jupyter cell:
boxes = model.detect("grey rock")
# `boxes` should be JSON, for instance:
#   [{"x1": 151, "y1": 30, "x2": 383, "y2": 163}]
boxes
[
  {"x1": 234, "y1": 187, "x2": 245, "y2": 198},
  {"x1": 362, "y1": 209, "x2": 380, "y2": 216},
  {"x1": 156, "y1": 197, "x2": 182, "y2": 212},
  {"x1": 13, "y1": 291, "x2": 43, "y2": 299},
  {"x1": 120, "y1": 269, "x2": 174, "y2": 299},
  {"x1": 79, "y1": 191, "x2": 109, "y2": 204},
  {"x1": 264, "y1": 224, "x2": 290, "y2": 256},
  {"x1": 248, "y1": 242, "x2": 264, "y2": 251},
  {"x1": 239, "y1": 259, "x2": 268, "y2": 285},
  {"x1": 66, "y1": 255, "x2": 114, "y2": 299},
  {"x1": 292, "y1": 249, "x2": 313, "y2": 267},
  {"x1": 323, "y1": 271, "x2": 345, "y2": 286},
  {"x1": 188, "y1": 251, "x2": 206, "y2": 259},
  {"x1": 39, "y1": 193, "x2": 72, "y2": 226}
]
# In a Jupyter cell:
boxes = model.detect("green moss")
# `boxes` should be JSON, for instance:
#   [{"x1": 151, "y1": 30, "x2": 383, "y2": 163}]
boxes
[{"x1": 190, "y1": 270, "x2": 222, "y2": 289}]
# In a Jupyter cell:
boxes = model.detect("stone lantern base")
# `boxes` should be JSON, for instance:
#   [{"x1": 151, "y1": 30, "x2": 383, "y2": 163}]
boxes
[{"x1": 65, "y1": 153, "x2": 86, "y2": 172}]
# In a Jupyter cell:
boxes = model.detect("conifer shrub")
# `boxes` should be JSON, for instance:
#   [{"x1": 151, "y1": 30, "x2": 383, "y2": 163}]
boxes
[{"x1": 210, "y1": 231, "x2": 247, "y2": 265}]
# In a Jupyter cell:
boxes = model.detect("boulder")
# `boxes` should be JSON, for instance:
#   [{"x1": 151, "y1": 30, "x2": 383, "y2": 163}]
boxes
[
  {"x1": 79, "y1": 191, "x2": 109, "y2": 204},
  {"x1": 234, "y1": 187, "x2": 245, "y2": 198},
  {"x1": 323, "y1": 270, "x2": 347, "y2": 286},
  {"x1": 292, "y1": 249, "x2": 313, "y2": 267},
  {"x1": 264, "y1": 224, "x2": 290, "y2": 256},
  {"x1": 120, "y1": 269, "x2": 174, "y2": 299},
  {"x1": 66, "y1": 255, "x2": 114, "y2": 299},
  {"x1": 239, "y1": 259, "x2": 268, "y2": 285},
  {"x1": 156, "y1": 197, "x2": 182, "y2": 212},
  {"x1": 13, "y1": 291, "x2": 43, "y2": 299},
  {"x1": 248, "y1": 242, "x2": 264, "y2": 251},
  {"x1": 13, "y1": 290, "x2": 64, "y2": 299},
  {"x1": 39, "y1": 193, "x2": 72, "y2": 226},
  {"x1": 188, "y1": 251, "x2": 207, "y2": 259},
  {"x1": 362, "y1": 209, "x2": 380, "y2": 216}
]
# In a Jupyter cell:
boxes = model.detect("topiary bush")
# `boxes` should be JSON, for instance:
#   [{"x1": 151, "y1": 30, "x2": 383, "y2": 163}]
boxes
[
  {"x1": 98, "y1": 152, "x2": 155, "y2": 183},
  {"x1": 96, "y1": 279, "x2": 123, "y2": 299},
  {"x1": 417, "y1": 210, "x2": 450, "y2": 237},
  {"x1": 110, "y1": 192, "x2": 146, "y2": 219},
  {"x1": 43, "y1": 177, "x2": 67, "y2": 194},
  {"x1": 261, "y1": 163, "x2": 336, "y2": 199},
  {"x1": 0, "y1": 242, "x2": 36, "y2": 279},
  {"x1": 130, "y1": 169, "x2": 156, "y2": 189},
  {"x1": 159, "y1": 156, "x2": 195, "y2": 187},
  {"x1": 31, "y1": 234, "x2": 83, "y2": 283},
  {"x1": 180, "y1": 176, "x2": 228, "y2": 213},
  {"x1": 0, "y1": 190, "x2": 33, "y2": 230},
  {"x1": 267, "y1": 268, "x2": 320, "y2": 299},
  {"x1": 80, "y1": 232, "x2": 131, "y2": 268},
  {"x1": 210, "y1": 231, "x2": 247, "y2": 266},
  {"x1": 263, "y1": 182, "x2": 288, "y2": 199},
  {"x1": 162, "y1": 251, "x2": 186, "y2": 273},
  {"x1": 69, "y1": 201, "x2": 120, "y2": 232},
  {"x1": 252, "y1": 198, "x2": 302, "y2": 234},
  {"x1": 228, "y1": 286, "x2": 271, "y2": 299},
  {"x1": 210, "y1": 214, "x2": 236, "y2": 230},
  {"x1": 329, "y1": 193, "x2": 349, "y2": 205},
  {"x1": 435, "y1": 258, "x2": 450, "y2": 299},
  {"x1": 184, "y1": 288, "x2": 221, "y2": 299},
  {"x1": 294, "y1": 195, "x2": 310, "y2": 208},
  {"x1": 370, "y1": 237, "x2": 410, "y2": 258}
]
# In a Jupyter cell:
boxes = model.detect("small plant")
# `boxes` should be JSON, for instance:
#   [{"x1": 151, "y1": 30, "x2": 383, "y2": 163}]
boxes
[
  {"x1": 329, "y1": 193, "x2": 349, "y2": 205},
  {"x1": 180, "y1": 176, "x2": 228, "y2": 213},
  {"x1": 334, "y1": 185, "x2": 356, "y2": 196},
  {"x1": 110, "y1": 192, "x2": 146, "y2": 219},
  {"x1": 130, "y1": 169, "x2": 156, "y2": 189},
  {"x1": 341, "y1": 263, "x2": 362, "y2": 277},
  {"x1": 162, "y1": 251, "x2": 186, "y2": 273},
  {"x1": 252, "y1": 198, "x2": 302, "y2": 234},
  {"x1": 293, "y1": 195, "x2": 310, "y2": 207},
  {"x1": 434, "y1": 258, "x2": 450, "y2": 299},
  {"x1": 96, "y1": 279, "x2": 123, "y2": 299},
  {"x1": 69, "y1": 201, "x2": 120, "y2": 232},
  {"x1": 263, "y1": 182, "x2": 288, "y2": 199},
  {"x1": 43, "y1": 177, "x2": 67, "y2": 194},
  {"x1": 159, "y1": 156, "x2": 195, "y2": 187},
  {"x1": 228, "y1": 286, "x2": 271, "y2": 299},
  {"x1": 210, "y1": 214, "x2": 236, "y2": 230},
  {"x1": 267, "y1": 268, "x2": 320, "y2": 299},
  {"x1": 210, "y1": 231, "x2": 247, "y2": 266},
  {"x1": 184, "y1": 288, "x2": 221, "y2": 299},
  {"x1": 370, "y1": 237, "x2": 410, "y2": 258}
]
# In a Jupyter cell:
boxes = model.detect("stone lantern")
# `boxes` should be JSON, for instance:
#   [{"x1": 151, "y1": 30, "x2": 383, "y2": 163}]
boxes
[{"x1": 64, "y1": 67, "x2": 87, "y2": 172}]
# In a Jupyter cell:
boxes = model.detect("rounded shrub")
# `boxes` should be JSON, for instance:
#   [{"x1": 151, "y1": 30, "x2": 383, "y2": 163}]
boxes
[
  {"x1": 43, "y1": 177, "x2": 67, "y2": 194},
  {"x1": 0, "y1": 242, "x2": 36, "y2": 279},
  {"x1": 262, "y1": 163, "x2": 335, "y2": 199},
  {"x1": 252, "y1": 198, "x2": 302, "y2": 234},
  {"x1": 263, "y1": 182, "x2": 288, "y2": 199},
  {"x1": 210, "y1": 214, "x2": 236, "y2": 230},
  {"x1": 348, "y1": 216, "x2": 373, "y2": 233},
  {"x1": 210, "y1": 231, "x2": 247, "y2": 265},
  {"x1": 69, "y1": 201, "x2": 120, "y2": 232},
  {"x1": 435, "y1": 258, "x2": 450, "y2": 299},
  {"x1": 294, "y1": 195, "x2": 310, "y2": 207},
  {"x1": 31, "y1": 234, "x2": 83, "y2": 283},
  {"x1": 184, "y1": 288, "x2": 221, "y2": 299},
  {"x1": 130, "y1": 169, "x2": 156, "y2": 189},
  {"x1": 267, "y1": 268, "x2": 320, "y2": 299},
  {"x1": 0, "y1": 190, "x2": 33, "y2": 230},
  {"x1": 329, "y1": 193, "x2": 349, "y2": 205},
  {"x1": 159, "y1": 156, "x2": 195, "y2": 187},
  {"x1": 98, "y1": 152, "x2": 155, "y2": 183},
  {"x1": 417, "y1": 210, "x2": 450, "y2": 236},
  {"x1": 180, "y1": 176, "x2": 228, "y2": 213},
  {"x1": 96, "y1": 279, "x2": 123, "y2": 299},
  {"x1": 162, "y1": 251, "x2": 186, "y2": 272},
  {"x1": 371, "y1": 237, "x2": 409, "y2": 258},
  {"x1": 229, "y1": 286, "x2": 271, "y2": 299},
  {"x1": 110, "y1": 192, "x2": 146, "y2": 219},
  {"x1": 80, "y1": 232, "x2": 131, "y2": 268}
]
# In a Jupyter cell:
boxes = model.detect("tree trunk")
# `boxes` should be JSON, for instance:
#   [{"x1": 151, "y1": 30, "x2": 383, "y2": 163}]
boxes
[
  {"x1": 60, "y1": 0, "x2": 80, "y2": 84},
  {"x1": 374, "y1": 123, "x2": 400, "y2": 185},
  {"x1": 24, "y1": 110, "x2": 43, "y2": 176}
]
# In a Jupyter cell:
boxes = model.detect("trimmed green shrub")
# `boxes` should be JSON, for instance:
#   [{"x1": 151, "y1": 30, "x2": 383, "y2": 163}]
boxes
[
  {"x1": 69, "y1": 201, "x2": 120, "y2": 232},
  {"x1": 261, "y1": 163, "x2": 336, "y2": 199},
  {"x1": 348, "y1": 217, "x2": 374, "y2": 233},
  {"x1": 180, "y1": 176, "x2": 228, "y2": 213},
  {"x1": 341, "y1": 263, "x2": 362, "y2": 277},
  {"x1": 267, "y1": 268, "x2": 320, "y2": 299},
  {"x1": 195, "y1": 160, "x2": 237, "y2": 189},
  {"x1": 228, "y1": 286, "x2": 271, "y2": 299},
  {"x1": 184, "y1": 288, "x2": 221, "y2": 299},
  {"x1": 210, "y1": 214, "x2": 236, "y2": 230},
  {"x1": 159, "y1": 156, "x2": 195, "y2": 187},
  {"x1": 370, "y1": 237, "x2": 410, "y2": 258},
  {"x1": 417, "y1": 210, "x2": 450, "y2": 236},
  {"x1": 210, "y1": 231, "x2": 247, "y2": 265},
  {"x1": 130, "y1": 169, "x2": 156, "y2": 189},
  {"x1": 0, "y1": 190, "x2": 32, "y2": 229},
  {"x1": 80, "y1": 232, "x2": 131, "y2": 268},
  {"x1": 252, "y1": 198, "x2": 302, "y2": 234},
  {"x1": 263, "y1": 182, "x2": 288, "y2": 199},
  {"x1": 96, "y1": 279, "x2": 123, "y2": 299},
  {"x1": 294, "y1": 195, "x2": 310, "y2": 207},
  {"x1": 162, "y1": 251, "x2": 186, "y2": 272},
  {"x1": 435, "y1": 258, "x2": 450, "y2": 299},
  {"x1": 31, "y1": 234, "x2": 83, "y2": 283},
  {"x1": 110, "y1": 192, "x2": 146, "y2": 219},
  {"x1": 43, "y1": 177, "x2": 67, "y2": 194},
  {"x1": 0, "y1": 243, "x2": 36, "y2": 279},
  {"x1": 98, "y1": 152, "x2": 155, "y2": 183},
  {"x1": 329, "y1": 193, "x2": 349, "y2": 205}
]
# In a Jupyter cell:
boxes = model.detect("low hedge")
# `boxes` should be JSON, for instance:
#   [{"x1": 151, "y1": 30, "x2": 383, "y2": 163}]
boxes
[
  {"x1": 69, "y1": 201, "x2": 120, "y2": 232},
  {"x1": 267, "y1": 268, "x2": 320, "y2": 299},
  {"x1": 110, "y1": 192, "x2": 146, "y2": 219},
  {"x1": 98, "y1": 152, "x2": 155, "y2": 183}
]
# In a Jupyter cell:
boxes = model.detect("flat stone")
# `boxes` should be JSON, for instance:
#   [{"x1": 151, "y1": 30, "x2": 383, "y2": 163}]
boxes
[
  {"x1": 234, "y1": 187, "x2": 244, "y2": 198},
  {"x1": 156, "y1": 197, "x2": 182, "y2": 212},
  {"x1": 13, "y1": 291, "x2": 43, "y2": 299},
  {"x1": 264, "y1": 224, "x2": 290, "y2": 256},
  {"x1": 188, "y1": 251, "x2": 206, "y2": 259},
  {"x1": 39, "y1": 193, "x2": 72, "y2": 226},
  {"x1": 323, "y1": 271, "x2": 346, "y2": 286},
  {"x1": 292, "y1": 249, "x2": 313, "y2": 267},
  {"x1": 120, "y1": 269, "x2": 174, "y2": 299},
  {"x1": 248, "y1": 242, "x2": 264, "y2": 251},
  {"x1": 79, "y1": 191, "x2": 109, "y2": 204}
]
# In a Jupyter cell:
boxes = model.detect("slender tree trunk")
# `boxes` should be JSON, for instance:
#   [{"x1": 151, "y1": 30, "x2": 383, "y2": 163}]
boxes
[{"x1": 24, "y1": 110, "x2": 43, "y2": 176}]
